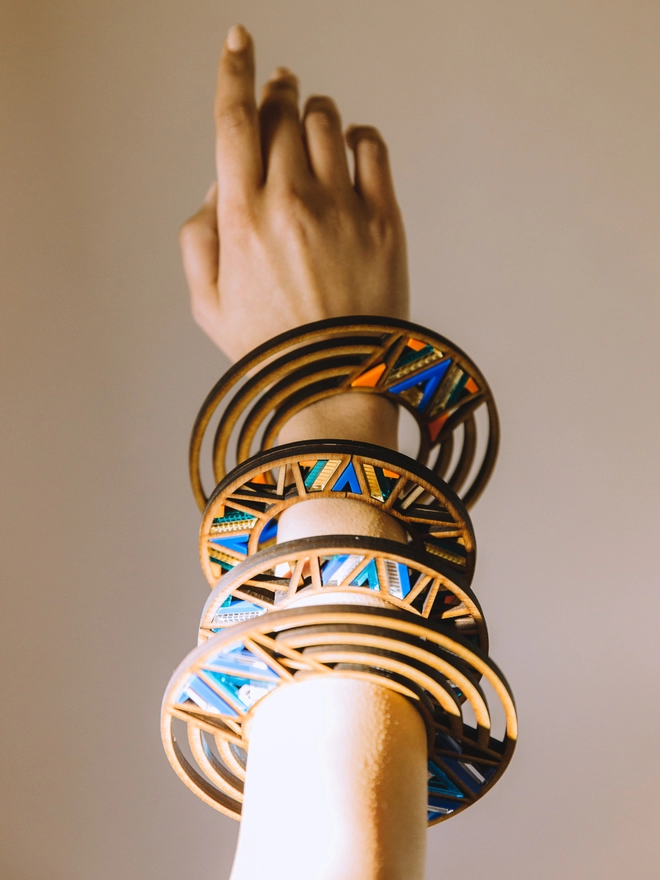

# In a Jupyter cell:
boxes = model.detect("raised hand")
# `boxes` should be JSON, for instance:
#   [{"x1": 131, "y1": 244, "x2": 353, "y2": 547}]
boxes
[{"x1": 179, "y1": 24, "x2": 409, "y2": 362}]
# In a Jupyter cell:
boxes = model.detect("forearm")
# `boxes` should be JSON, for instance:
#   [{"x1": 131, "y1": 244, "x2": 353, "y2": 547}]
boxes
[
  {"x1": 230, "y1": 401, "x2": 427, "y2": 880},
  {"x1": 230, "y1": 679, "x2": 427, "y2": 880}
]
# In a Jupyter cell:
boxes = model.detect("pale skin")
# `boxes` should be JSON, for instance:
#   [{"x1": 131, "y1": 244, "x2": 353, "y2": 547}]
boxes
[{"x1": 180, "y1": 24, "x2": 427, "y2": 880}]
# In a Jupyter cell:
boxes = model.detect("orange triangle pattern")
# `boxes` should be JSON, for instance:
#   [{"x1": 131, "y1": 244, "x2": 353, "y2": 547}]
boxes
[
  {"x1": 429, "y1": 413, "x2": 449, "y2": 443},
  {"x1": 351, "y1": 362, "x2": 386, "y2": 388}
]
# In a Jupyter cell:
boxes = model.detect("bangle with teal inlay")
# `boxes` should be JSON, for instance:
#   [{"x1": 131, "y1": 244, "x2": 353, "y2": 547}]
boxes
[
  {"x1": 198, "y1": 439, "x2": 476, "y2": 587},
  {"x1": 189, "y1": 317, "x2": 499, "y2": 511},
  {"x1": 160, "y1": 604, "x2": 517, "y2": 825}
]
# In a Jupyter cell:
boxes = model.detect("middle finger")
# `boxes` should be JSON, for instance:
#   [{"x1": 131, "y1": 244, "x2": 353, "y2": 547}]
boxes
[{"x1": 259, "y1": 68, "x2": 310, "y2": 184}]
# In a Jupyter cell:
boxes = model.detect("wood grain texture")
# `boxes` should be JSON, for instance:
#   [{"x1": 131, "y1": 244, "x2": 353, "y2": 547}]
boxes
[
  {"x1": 199, "y1": 440, "x2": 476, "y2": 586},
  {"x1": 198, "y1": 533, "x2": 486, "y2": 650},
  {"x1": 189, "y1": 318, "x2": 499, "y2": 511},
  {"x1": 161, "y1": 604, "x2": 517, "y2": 824}
]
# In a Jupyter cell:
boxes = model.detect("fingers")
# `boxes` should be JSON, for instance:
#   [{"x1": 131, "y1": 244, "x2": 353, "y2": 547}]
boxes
[
  {"x1": 303, "y1": 96, "x2": 352, "y2": 188},
  {"x1": 346, "y1": 125, "x2": 397, "y2": 210},
  {"x1": 215, "y1": 25, "x2": 263, "y2": 208},
  {"x1": 259, "y1": 68, "x2": 309, "y2": 183},
  {"x1": 179, "y1": 183, "x2": 220, "y2": 321}
]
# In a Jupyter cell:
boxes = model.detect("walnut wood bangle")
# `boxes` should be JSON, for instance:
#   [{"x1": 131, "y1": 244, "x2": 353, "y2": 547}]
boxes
[
  {"x1": 198, "y1": 533, "x2": 487, "y2": 652},
  {"x1": 189, "y1": 317, "x2": 499, "y2": 511},
  {"x1": 199, "y1": 439, "x2": 476, "y2": 587},
  {"x1": 161, "y1": 604, "x2": 517, "y2": 825}
]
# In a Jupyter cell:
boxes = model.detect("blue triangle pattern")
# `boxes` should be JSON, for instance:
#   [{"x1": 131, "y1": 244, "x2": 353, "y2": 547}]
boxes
[
  {"x1": 331, "y1": 461, "x2": 362, "y2": 494},
  {"x1": 388, "y1": 359, "x2": 451, "y2": 396},
  {"x1": 180, "y1": 676, "x2": 239, "y2": 717},
  {"x1": 210, "y1": 535, "x2": 250, "y2": 552},
  {"x1": 428, "y1": 760, "x2": 464, "y2": 798},
  {"x1": 350, "y1": 558, "x2": 380, "y2": 589}
]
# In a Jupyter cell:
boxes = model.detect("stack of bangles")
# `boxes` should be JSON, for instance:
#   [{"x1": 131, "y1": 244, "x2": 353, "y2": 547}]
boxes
[{"x1": 161, "y1": 316, "x2": 517, "y2": 824}]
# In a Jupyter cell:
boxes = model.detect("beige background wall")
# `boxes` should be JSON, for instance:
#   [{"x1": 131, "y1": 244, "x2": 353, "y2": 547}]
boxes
[{"x1": 2, "y1": 1, "x2": 659, "y2": 878}]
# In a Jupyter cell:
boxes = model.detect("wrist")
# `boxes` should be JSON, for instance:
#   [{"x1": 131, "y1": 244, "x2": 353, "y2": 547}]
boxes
[{"x1": 278, "y1": 394, "x2": 399, "y2": 451}]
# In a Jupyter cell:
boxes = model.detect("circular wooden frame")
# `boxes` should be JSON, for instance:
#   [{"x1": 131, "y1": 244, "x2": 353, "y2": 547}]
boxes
[
  {"x1": 190, "y1": 318, "x2": 499, "y2": 511},
  {"x1": 161, "y1": 604, "x2": 517, "y2": 825},
  {"x1": 198, "y1": 534, "x2": 487, "y2": 651},
  {"x1": 200, "y1": 440, "x2": 476, "y2": 587}
]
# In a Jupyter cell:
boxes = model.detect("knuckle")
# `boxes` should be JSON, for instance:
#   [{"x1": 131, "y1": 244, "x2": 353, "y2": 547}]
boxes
[
  {"x1": 370, "y1": 210, "x2": 402, "y2": 248},
  {"x1": 190, "y1": 295, "x2": 211, "y2": 327},
  {"x1": 220, "y1": 199, "x2": 259, "y2": 235},
  {"x1": 178, "y1": 217, "x2": 200, "y2": 248},
  {"x1": 271, "y1": 183, "x2": 313, "y2": 227},
  {"x1": 223, "y1": 52, "x2": 250, "y2": 76},
  {"x1": 306, "y1": 109, "x2": 338, "y2": 133},
  {"x1": 358, "y1": 132, "x2": 388, "y2": 161},
  {"x1": 216, "y1": 99, "x2": 257, "y2": 134}
]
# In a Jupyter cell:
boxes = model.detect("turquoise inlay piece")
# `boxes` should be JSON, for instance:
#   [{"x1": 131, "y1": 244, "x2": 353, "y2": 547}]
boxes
[
  {"x1": 183, "y1": 676, "x2": 239, "y2": 717},
  {"x1": 393, "y1": 343, "x2": 436, "y2": 371},
  {"x1": 449, "y1": 682, "x2": 464, "y2": 700},
  {"x1": 203, "y1": 670, "x2": 277, "y2": 711},
  {"x1": 382, "y1": 467, "x2": 399, "y2": 500},
  {"x1": 303, "y1": 460, "x2": 328, "y2": 490},
  {"x1": 212, "y1": 509, "x2": 257, "y2": 525},
  {"x1": 208, "y1": 554, "x2": 237, "y2": 571},
  {"x1": 428, "y1": 760, "x2": 464, "y2": 798},
  {"x1": 331, "y1": 461, "x2": 362, "y2": 494},
  {"x1": 445, "y1": 371, "x2": 469, "y2": 407},
  {"x1": 350, "y1": 558, "x2": 380, "y2": 589},
  {"x1": 388, "y1": 359, "x2": 451, "y2": 396},
  {"x1": 210, "y1": 535, "x2": 250, "y2": 552}
]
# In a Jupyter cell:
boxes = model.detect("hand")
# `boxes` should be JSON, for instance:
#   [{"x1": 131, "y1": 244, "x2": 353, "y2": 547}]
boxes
[{"x1": 179, "y1": 24, "x2": 409, "y2": 363}]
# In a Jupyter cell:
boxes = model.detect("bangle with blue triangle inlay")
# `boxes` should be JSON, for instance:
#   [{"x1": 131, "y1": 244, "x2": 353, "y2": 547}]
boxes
[
  {"x1": 189, "y1": 317, "x2": 500, "y2": 511},
  {"x1": 162, "y1": 318, "x2": 516, "y2": 828},
  {"x1": 198, "y1": 440, "x2": 477, "y2": 588},
  {"x1": 161, "y1": 604, "x2": 517, "y2": 824}
]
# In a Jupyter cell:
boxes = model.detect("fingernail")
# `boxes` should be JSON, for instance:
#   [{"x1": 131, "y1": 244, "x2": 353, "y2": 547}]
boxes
[
  {"x1": 226, "y1": 23, "x2": 248, "y2": 52},
  {"x1": 270, "y1": 67, "x2": 298, "y2": 86}
]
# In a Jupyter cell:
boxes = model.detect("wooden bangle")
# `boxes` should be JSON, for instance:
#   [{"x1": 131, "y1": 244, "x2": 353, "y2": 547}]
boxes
[
  {"x1": 189, "y1": 318, "x2": 499, "y2": 511},
  {"x1": 161, "y1": 604, "x2": 517, "y2": 825},
  {"x1": 198, "y1": 533, "x2": 487, "y2": 652},
  {"x1": 199, "y1": 439, "x2": 476, "y2": 587}
]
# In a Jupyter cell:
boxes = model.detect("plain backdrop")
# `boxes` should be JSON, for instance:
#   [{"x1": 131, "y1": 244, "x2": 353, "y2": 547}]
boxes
[{"x1": 2, "y1": 2, "x2": 659, "y2": 878}]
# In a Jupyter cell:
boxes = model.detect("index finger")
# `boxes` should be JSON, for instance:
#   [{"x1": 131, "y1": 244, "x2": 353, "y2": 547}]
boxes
[{"x1": 215, "y1": 25, "x2": 263, "y2": 207}]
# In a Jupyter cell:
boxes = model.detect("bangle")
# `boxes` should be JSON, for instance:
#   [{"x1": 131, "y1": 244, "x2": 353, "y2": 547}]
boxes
[
  {"x1": 198, "y1": 533, "x2": 487, "y2": 650},
  {"x1": 189, "y1": 317, "x2": 499, "y2": 511},
  {"x1": 161, "y1": 604, "x2": 517, "y2": 825},
  {"x1": 199, "y1": 439, "x2": 476, "y2": 586},
  {"x1": 163, "y1": 319, "x2": 517, "y2": 828}
]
